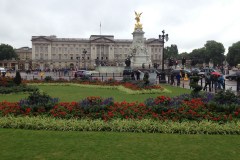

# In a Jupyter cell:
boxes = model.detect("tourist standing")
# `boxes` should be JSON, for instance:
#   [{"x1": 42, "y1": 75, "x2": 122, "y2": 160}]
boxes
[
  {"x1": 203, "y1": 73, "x2": 211, "y2": 91},
  {"x1": 176, "y1": 73, "x2": 181, "y2": 86}
]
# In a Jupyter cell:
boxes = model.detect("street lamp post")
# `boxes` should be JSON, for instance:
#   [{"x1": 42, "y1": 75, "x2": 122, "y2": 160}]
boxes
[
  {"x1": 83, "y1": 49, "x2": 87, "y2": 70},
  {"x1": 159, "y1": 30, "x2": 169, "y2": 83}
]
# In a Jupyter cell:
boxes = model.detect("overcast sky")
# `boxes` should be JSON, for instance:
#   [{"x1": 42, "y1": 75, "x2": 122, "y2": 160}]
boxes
[{"x1": 0, "y1": 0, "x2": 240, "y2": 53}]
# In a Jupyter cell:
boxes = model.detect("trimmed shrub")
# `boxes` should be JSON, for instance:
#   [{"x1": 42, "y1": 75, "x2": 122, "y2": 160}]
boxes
[
  {"x1": 13, "y1": 71, "x2": 22, "y2": 85},
  {"x1": 213, "y1": 89, "x2": 240, "y2": 105},
  {"x1": 79, "y1": 96, "x2": 114, "y2": 114},
  {"x1": 0, "y1": 85, "x2": 38, "y2": 94},
  {"x1": 19, "y1": 90, "x2": 59, "y2": 114},
  {"x1": 206, "y1": 89, "x2": 240, "y2": 115},
  {"x1": 143, "y1": 72, "x2": 150, "y2": 85},
  {"x1": 189, "y1": 76, "x2": 202, "y2": 96},
  {"x1": 44, "y1": 76, "x2": 53, "y2": 82}
]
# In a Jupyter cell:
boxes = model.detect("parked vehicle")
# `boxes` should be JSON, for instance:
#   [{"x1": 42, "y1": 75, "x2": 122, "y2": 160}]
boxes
[
  {"x1": 170, "y1": 69, "x2": 191, "y2": 77},
  {"x1": 0, "y1": 67, "x2": 6, "y2": 76},
  {"x1": 225, "y1": 73, "x2": 237, "y2": 81},
  {"x1": 198, "y1": 68, "x2": 216, "y2": 77},
  {"x1": 191, "y1": 68, "x2": 200, "y2": 75},
  {"x1": 74, "y1": 70, "x2": 91, "y2": 78}
]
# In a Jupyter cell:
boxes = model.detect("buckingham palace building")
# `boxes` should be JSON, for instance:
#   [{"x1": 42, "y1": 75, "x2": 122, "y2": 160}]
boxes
[{"x1": 31, "y1": 35, "x2": 163, "y2": 70}]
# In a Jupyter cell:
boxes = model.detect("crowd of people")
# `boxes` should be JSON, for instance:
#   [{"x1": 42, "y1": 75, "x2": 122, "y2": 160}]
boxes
[
  {"x1": 169, "y1": 69, "x2": 225, "y2": 91},
  {"x1": 203, "y1": 73, "x2": 224, "y2": 91}
]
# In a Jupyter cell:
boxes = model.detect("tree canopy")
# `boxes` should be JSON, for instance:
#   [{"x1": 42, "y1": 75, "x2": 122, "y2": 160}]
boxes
[
  {"x1": 226, "y1": 41, "x2": 240, "y2": 66},
  {"x1": 204, "y1": 40, "x2": 225, "y2": 66},
  {"x1": 164, "y1": 44, "x2": 178, "y2": 59},
  {"x1": 189, "y1": 48, "x2": 206, "y2": 66},
  {"x1": 0, "y1": 44, "x2": 18, "y2": 60},
  {"x1": 163, "y1": 41, "x2": 226, "y2": 67}
]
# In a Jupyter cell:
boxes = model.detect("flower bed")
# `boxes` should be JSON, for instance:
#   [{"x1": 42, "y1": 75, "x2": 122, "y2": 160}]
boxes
[
  {"x1": 27, "y1": 83, "x2": 170, "y2": 94},
  {"x1": 23, "y1": 78, "x2": 166, "y2": 91},
  {"x1": 1, "y1": 93, "x2": 240, "y2": 123},
  {"x1": 0, "y1": 77, "x2": 38, "y2": 94}
]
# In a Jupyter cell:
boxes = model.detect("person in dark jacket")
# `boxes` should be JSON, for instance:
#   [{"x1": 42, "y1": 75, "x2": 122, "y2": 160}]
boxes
[
  {"x1": 176, "y1": 73, "x2": 181, "y2": 86},
  {"x1": 170, "y1": 73, "x2": 175, "y2": 85},
  {"x1": 203, "y1": 73, "x2": 211, "y2": 91},
  {"x1": 136, "y1": 70, "x2": 141, "y2": 80}
]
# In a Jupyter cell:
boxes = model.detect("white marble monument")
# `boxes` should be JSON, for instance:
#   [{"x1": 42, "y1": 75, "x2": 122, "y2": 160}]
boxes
[{"x1": 129, "y1": 12, "x2": 152, "y2": 68}]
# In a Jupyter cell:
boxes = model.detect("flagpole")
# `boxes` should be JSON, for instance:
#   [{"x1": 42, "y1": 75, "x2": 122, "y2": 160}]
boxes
[{"x1": 100, "y1": 22, "x2": 101, "y2": 35}]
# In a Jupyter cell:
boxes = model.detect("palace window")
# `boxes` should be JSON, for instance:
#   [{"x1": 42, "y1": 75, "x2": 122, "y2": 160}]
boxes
[
  {"x1": 36, "y1": 46, "x2": 39, "y2": 53},
  {"x1": 52, "y1": 47, "x2": 55, "y2": 54}
]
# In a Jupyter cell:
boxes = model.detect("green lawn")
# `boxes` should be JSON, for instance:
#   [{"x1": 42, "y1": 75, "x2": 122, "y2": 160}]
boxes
[
  {"x1": 0, "y1": 84, "x2": 191, "y2": 102},
  {"x1": 0, "y1": 84, "x2": 239, "y2": 160},
  {"x1": 0, "y1": 128, "x2": 239, "y2": 160}
]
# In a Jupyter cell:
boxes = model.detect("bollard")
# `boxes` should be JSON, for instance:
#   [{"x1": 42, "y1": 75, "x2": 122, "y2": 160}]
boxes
[
  {"x1": 237, "y1": 78, "x2": 240, "y2": 92},
  {"x1": 102, "y1": 75, "x2": 104, "y2": 82},
  {"x1": 223, "y1": 79, "x2": 225, "y2": 90}
]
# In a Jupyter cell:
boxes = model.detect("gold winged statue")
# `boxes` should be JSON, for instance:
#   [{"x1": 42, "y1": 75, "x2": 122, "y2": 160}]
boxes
[{"x1": 134, "y1": 11, "x2": 143, "y2": 30}]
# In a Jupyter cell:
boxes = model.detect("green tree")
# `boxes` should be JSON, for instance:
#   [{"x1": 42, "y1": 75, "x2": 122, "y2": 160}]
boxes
[
  {"x1": 204, "y1": 40, "x2": 225, "y2": 66},
  {"x1": 0, "y1": 44, "x2": 18, "y2": 60},
  {"x1": 189, "y1": 47, "x2": 206, "y2": 66},
  {"x1": 179, "y1": 52, "x2": 190, "y2": 59},
  {"x1": 226, "y1": 41, "x2": 240, "y2": 66},
  {"x1": 164, "y1": 44, "x2": 178, "y2": 59}
]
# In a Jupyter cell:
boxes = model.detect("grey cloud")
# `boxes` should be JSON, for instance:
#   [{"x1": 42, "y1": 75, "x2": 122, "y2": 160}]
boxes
[{"x1": 0, "y1": 0, "x2": 239, "y2": 53}]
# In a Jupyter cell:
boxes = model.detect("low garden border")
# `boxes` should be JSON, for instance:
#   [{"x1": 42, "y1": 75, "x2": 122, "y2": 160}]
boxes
[{"x1": 0, "y1": 116, "x2": 239, "y2": 134}]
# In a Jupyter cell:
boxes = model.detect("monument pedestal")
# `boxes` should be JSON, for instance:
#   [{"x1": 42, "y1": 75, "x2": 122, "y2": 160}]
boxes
[{"x1": 130, "y1": 29, "x2": 152, "y2": 69}]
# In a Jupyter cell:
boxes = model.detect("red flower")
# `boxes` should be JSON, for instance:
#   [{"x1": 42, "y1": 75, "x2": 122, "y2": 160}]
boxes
[{"x1": 234, "y1": 112, "x2": 239, "y2": 116}]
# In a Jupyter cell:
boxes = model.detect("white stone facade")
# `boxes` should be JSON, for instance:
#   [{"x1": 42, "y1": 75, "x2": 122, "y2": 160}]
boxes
[{"x1": 31, "y1": 35, "x2": 163, "y2": 70}]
